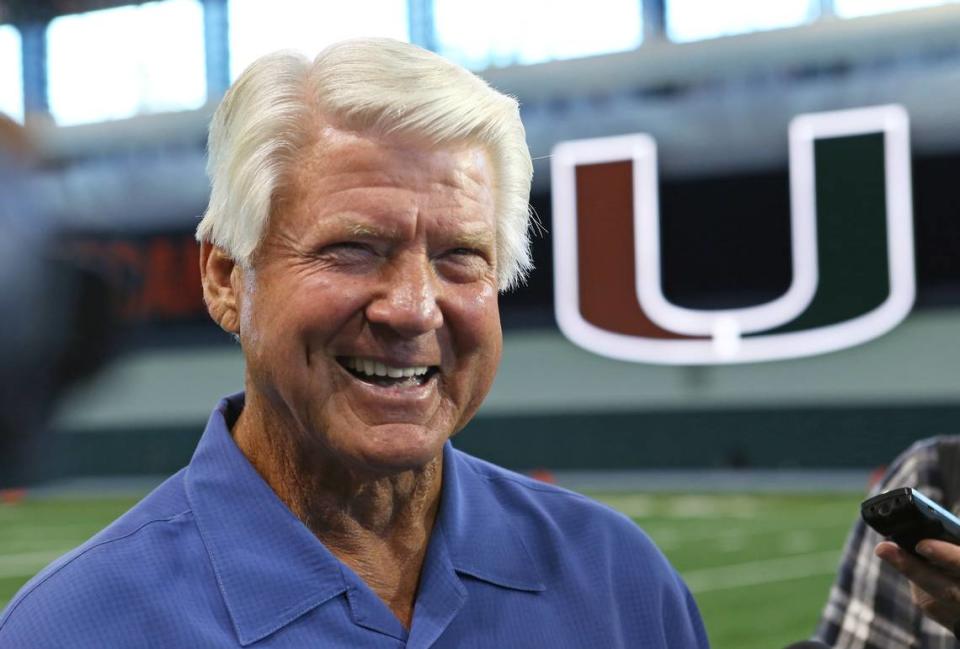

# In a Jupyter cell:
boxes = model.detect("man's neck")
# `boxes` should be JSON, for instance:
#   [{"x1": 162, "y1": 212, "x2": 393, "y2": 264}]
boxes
[{"x1": 231, "y1": 395, "x2": 443, "y2": 628}]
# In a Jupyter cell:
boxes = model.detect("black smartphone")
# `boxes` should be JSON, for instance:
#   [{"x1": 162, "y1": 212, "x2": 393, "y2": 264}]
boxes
[{"x1": 861, "y1": 487, "x2": 960, "y2": 553}]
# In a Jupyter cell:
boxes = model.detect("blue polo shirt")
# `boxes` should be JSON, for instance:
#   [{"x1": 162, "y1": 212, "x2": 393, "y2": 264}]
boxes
[{"x1": 0, "y1": 394, "x2": 708, "y2": 648}]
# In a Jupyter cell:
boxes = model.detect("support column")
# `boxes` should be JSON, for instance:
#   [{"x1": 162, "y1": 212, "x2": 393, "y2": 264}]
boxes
[
  {"x1": 643, "y1": 0, "x2": 667, "y2": 42},
  {"x1": 18, "y1": 21, "x2": 48, "y2": 122},
  {"x1": 407, "y1": 0, "x2": 437, "y2": 52},
  {"x1": 818, "y1": 0, "x2": 836, "y2": 19},
  {"x1": 203, "y1": 0, "x2": 230, "y2": 98}
]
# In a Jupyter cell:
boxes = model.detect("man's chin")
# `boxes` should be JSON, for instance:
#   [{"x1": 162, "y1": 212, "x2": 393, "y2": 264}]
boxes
[{"x1": 336, "y1": 423, "x2": 448, "y2": 476}]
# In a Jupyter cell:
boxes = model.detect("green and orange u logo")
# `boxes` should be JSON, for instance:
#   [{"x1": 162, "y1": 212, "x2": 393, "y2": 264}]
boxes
[{"x1": 551, "y1": 105, "x2": 915, "y2": 365}]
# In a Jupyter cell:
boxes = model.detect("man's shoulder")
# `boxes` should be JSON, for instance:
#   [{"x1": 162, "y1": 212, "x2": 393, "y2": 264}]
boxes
[
  {"x1": 0, "y1": 469, "x2": 204, "y2": 645},
  {"x1": 450, "y1": 448, "x2": 703, "y2": 643},
  {"x1": 452, "y1": 449, "x2": 666, "y2": 564}
]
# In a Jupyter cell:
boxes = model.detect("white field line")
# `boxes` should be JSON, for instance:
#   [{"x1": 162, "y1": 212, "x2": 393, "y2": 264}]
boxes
[
  {"x1": 0, "y1": 550, "x2": 69, "y2": 579},
  {"x1": 649, "y1": 517, "x2": 848, "y2": 550},
  {"x1": 596, "y1": 494, "x2": 858, "y2": 521},
  {"x1": 683, "y1": 549, "x2": 842, "y2": 594}
]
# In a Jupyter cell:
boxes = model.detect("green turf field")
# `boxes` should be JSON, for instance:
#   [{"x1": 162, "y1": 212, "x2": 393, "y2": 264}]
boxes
[
  {"x1": 593, "y1": 492, "x2": 863, "y2": 649},
  {"x1": 0, "y1": 491, "x2": 863, "y2": 648}
]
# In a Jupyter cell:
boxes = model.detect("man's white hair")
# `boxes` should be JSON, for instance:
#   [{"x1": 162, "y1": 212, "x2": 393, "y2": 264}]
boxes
[{"x1": 197, "y1": 37, "x2": 534, "y2": 291}]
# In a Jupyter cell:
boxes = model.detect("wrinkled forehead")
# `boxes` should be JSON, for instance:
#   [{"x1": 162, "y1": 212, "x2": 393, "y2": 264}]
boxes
[
  {"x1": 297, "y1": 125, "x2": 493, "y2": 189},
  {"x1": 275, "y1": 125, "x2": 491, "y2": 202},
  {"x1": 269, "y1": 125, "x2": 498, "y2": 241}
]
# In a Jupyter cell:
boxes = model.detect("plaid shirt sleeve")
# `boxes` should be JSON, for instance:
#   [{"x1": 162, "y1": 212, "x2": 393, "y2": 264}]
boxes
[{"x1": 815, "y1": 437, "x2": 960, "y2": 649}]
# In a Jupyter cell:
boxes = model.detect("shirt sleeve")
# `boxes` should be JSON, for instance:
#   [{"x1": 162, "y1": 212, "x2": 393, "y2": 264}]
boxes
[
  {"x1": 0, "y1": 593, "x2": 67, "y2": 649},
  {"x1": 637, "y1": 525, "x2": 711, "y2": 648},
  {"x1": 813, "y1": 438, "x2": 960, "y2": 649},
  {"x1": 676, "y1": 575, "x2": 711, "y2": 649}
]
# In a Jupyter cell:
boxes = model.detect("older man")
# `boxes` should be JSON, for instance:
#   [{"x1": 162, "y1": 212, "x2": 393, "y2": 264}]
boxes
[{"x1": 0, "y1": 39, "x2": 708, "y2": 648}]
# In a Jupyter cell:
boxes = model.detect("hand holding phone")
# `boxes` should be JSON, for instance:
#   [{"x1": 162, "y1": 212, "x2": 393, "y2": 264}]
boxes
[
  {"x1": 861, "y1": 487, "x2": 960, "y2": 553},
  {"x1": 866, "y1": 487, "x2": 960, "y2": 640}
]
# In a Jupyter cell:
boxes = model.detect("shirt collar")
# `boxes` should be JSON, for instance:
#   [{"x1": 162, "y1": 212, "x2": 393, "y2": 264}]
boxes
[
  {"x1": 185, "y1": 393, "x2": 349, "y2": 646},
  {"x1": 185, "y1": 393, "x2": 544, "y2": 646},
  {"x1": 440, "y1": 442, "x2": 546, "y2": 593}
]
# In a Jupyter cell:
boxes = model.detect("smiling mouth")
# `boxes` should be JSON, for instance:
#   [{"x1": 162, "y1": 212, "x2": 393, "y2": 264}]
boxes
[{"x1": 337, "y1": 357, "x2": 439, "y2": 388}]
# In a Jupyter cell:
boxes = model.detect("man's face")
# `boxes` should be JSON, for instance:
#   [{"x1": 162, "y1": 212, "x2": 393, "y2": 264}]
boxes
[{"x1": 235, "y1": 128, "x2": 502, "y2": 475}]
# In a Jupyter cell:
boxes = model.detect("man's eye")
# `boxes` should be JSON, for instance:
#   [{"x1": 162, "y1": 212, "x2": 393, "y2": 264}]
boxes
[
  {"x1": 445, "y1": 248, "x2": 483, "y2": 259},
  {"x1": 312, "y1": 242, "x2": 379, "y2": 266},
  {"x1": 436, "y1": 248, "x2": 491, "y2": 281},
  {"x1": 322, "y1": 242, "x2": 374, "y2": 256}
]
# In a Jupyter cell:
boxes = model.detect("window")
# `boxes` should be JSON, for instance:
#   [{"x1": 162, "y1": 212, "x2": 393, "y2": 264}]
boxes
[
  {"x1": 834, "y1": 0, "x2": 956, "y2": 17},
  {"x1": 434, "y1": 0, "x2": 642, "y2": 70},
  {"x1": 667, "y1": 0, "x2": 817, "y2": 43},
  {"x1": 0, "y1": 25, "x2": 23, "y2": 123},
  {"x1": 47, "y1": 0, "x2": 206, "y2": 126},
  {"x1": 228, "y1": 0, "x2": 409, "y2": 80}
]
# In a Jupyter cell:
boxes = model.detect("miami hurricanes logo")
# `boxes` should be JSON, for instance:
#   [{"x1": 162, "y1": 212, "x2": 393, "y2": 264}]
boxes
[{"x1": 551, "y1": 105, "x2": 915, "y2": 365}]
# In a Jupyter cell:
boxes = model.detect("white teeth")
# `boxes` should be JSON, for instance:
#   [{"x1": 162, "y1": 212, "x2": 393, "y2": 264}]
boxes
[{"x1": 346, "y1": 358, "x2": 432, "y2": 379}]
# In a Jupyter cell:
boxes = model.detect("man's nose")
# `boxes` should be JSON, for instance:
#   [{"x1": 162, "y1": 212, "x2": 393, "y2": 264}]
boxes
[{"x1": 366, "y1": 255, "x2": 443, "y2": 336}]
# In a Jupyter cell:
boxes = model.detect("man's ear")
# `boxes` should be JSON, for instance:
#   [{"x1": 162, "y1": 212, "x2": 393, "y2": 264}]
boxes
[{"x1": 200, "y1": 241, "x2": 243, "y2": 335}]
